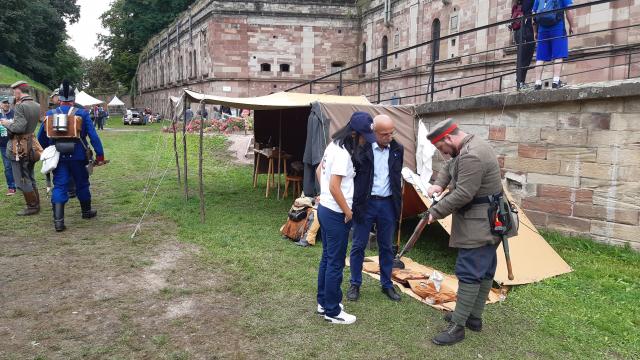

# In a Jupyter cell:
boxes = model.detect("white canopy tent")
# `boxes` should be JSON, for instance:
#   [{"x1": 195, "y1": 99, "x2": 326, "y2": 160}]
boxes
[
  {"x1": 107, "y1": 95, "x2": 126, "y2": 116},
  {"x1": 75, "y1": 91, "x2": 103, "y2": 107},
  {"x1": 108, "y1": 95, "x2": 125, "y2": 106}
]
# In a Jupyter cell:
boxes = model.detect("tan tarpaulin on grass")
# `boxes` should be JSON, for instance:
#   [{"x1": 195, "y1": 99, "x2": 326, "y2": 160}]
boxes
[
  {"x1": 183, "y1": 89, "x2": 371, "y2": 110},
  {"x1": 346, "y1": 256, "x2": 503, "y2": 312},
  {"x1": 319, "y1": 103, "x2": 417, "y2": 171},
  {"x1": 401, "y1": 182, "x2": 573, "y2": 286}
]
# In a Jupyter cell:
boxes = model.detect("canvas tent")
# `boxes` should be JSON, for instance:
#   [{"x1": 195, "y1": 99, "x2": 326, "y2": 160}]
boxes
[
  {"x1": 108, "y1": 95, "x2": 125, "y2": 106},
  {"x1": 75, "y1": 91, "x2": 103, "y2": 107},
  {"x1": 107, "y1": 95, "x2": 126, "y2": 115},
  {"x1": 176, "y1": 88, "x2": 572, "y2": 287},
  {"x1": 182, "y1": 90, "x2": 373, "y2": 196}
]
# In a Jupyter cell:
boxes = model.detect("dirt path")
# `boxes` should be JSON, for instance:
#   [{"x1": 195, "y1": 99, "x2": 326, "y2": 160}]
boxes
[{"x1": 0, "y1": 220, "x2": 256, "y2": 359}]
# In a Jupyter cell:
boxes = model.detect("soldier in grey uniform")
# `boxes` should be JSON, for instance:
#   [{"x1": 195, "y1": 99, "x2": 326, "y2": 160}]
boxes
[
  {"x1": 425, "y1": 118, "x2": 504, "y2": 346},
  {"x1": 0, "y1": 81, "x2": 42, "y2": 215}
]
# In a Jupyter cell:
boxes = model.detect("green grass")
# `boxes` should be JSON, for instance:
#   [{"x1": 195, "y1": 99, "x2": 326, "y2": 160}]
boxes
[
  {"x1": 1, "y1": 118, "x2": 638, "y2": 359},
  {"x1": 0, "y1": 64, "x2": 50, "y2": 93}
]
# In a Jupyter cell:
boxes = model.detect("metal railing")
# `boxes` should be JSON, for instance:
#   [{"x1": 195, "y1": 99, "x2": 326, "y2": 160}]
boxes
[{"x1": 284, "y1": 0, "x2": 636, "y2": 103}]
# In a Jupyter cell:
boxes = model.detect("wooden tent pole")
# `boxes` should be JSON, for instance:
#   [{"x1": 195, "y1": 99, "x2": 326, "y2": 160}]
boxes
[
  {"x1": 277, "y1": 110, "x2": 282, "y2": 200},
  {"x1": 183, "y1": 96, "x2": 189, "y2": 200},
  {"x1": 172, "y1": 100, "x2": 181, "y2": 185},
  {"x1": 198, "y1": 101, "x2": 206, "y2": 223}
]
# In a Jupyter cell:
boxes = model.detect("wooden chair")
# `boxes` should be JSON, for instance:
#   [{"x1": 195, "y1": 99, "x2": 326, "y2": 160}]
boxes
[{"x1": 284, "y1": 175, "x2": 302, "y2": 198}]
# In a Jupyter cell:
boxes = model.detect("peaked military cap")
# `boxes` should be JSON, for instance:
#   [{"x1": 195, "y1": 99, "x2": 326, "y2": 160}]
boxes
[
  {"x1": 10, "y1": 80, "x2": 29, "y2": 89},
  {"x1": 427, "y1": 118, "x2": 458, "y2": 144}
]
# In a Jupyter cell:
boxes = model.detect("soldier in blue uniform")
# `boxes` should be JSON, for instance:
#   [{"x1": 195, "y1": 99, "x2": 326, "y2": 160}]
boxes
[{"x1": 37, "y1": 81, "x2": 107, "y2": 232}]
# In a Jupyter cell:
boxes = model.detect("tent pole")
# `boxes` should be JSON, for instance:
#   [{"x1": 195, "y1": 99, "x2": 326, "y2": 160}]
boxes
[
  {"x1": 198, "y1": 101, "x2": 206, "y2": 223},
  {"x1": 183, "y1": 95, "x2": 189, "y2": 200},
  {"x1": 172, "y1": 101, "x2": 181, "y2": 185},
  {"x1": 277, "y1": 110, "x2": 282, "y2": 200}
]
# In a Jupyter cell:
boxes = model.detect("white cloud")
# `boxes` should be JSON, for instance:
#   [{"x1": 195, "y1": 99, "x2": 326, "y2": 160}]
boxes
[{"x1": 66, "y1": 0, "x2": 112, "y2": 59}]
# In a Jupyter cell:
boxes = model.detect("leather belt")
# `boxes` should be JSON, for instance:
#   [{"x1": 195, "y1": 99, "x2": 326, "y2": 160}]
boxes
[{"x1": 370, "y1": 195, "x2": 392, "y2": 200}]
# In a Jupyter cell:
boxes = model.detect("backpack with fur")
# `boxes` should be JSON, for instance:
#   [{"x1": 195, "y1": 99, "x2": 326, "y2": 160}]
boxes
[{"x1": 281, "y1": 208, "x2": 313, "y2": 241}]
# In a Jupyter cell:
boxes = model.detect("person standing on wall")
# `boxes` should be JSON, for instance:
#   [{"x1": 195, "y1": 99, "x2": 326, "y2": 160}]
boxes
[
  {"x1": 0, "y1": 81, "x2": 42, "y2": 215},
  {"x1": 510, "y1": 0, "x2": 535, "y2": 90},
  {"x1": 533, "y1": 0, "x2": 574, "y2": 89},
  {"x1": 316, "y1": 112, "x2": 376, "y2": 325},
  {"x1": 347, "y1": 114, "x2": 404, "y2": 302}
]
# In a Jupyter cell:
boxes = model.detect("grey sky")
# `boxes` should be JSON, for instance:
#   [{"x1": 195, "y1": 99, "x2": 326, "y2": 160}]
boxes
[{"x1": 67, "y1": 0, "x2": 112, "y2": 59}]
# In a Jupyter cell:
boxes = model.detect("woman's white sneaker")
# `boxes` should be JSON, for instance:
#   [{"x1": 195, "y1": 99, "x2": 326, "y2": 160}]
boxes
[
  {"x1": 324, "y1": 310, "x2": 356, "y2": 324},
  {"x1": 316, "y1": 303, "x2": 344, "y2": 315}
]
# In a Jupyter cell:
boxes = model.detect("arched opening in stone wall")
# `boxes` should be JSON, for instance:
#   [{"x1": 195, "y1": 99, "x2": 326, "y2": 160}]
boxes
[
  {"x1": 279, "y1": 63, "x2": 290, "y2": 72},
  {"x1": 432, "y1": 18, "x2": 441, "y2": 62},
  {"x1": 261, "y1": 63, "x2": 271, "y2": 72},
  {"x1": 381, "y1": 35, "x2": 388, "y2": 70}
]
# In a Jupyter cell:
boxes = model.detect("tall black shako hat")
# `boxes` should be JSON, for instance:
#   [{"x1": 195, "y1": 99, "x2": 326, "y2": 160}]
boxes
[{"x1": 58, "y1": 80, "x2": 76, "y2": 102}]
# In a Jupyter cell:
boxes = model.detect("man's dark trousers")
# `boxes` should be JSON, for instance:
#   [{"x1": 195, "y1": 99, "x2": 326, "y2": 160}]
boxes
[
  {"x1": 455, "y1": 243, "x2": 499, "y2": 285},
  {"x1": 350, "y1": 197, "x2": 395, "y2": 289},
  {"x1": 515, "y1": 23, "x2": 535, "y2": 84},
  {"x1": 316, "y1": 204, "x2": 351, "y2": 317}
]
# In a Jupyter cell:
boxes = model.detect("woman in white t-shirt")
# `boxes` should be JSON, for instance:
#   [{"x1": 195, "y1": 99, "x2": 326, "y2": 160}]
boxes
[{"x1": 316, "y1": 111, "x2": 377, "y2": 325}]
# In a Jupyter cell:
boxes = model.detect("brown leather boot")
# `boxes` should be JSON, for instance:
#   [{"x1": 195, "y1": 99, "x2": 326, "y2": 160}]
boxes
[
  {"x1": 17, "y1": 191, "x2": 40, "y2": 216},
  {"x1": 33, "y1": 187, "x2": 41, "y2": 207}
]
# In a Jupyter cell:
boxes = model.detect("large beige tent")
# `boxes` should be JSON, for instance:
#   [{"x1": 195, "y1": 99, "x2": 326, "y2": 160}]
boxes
[{"x1": 175, "y1": 88, "x2": 572, "y2": 287}]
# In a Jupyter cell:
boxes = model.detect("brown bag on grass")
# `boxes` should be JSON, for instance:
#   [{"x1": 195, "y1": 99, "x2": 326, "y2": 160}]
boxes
[{"x1": 281, "y1": 208, "x2": 313, "y2": 241}]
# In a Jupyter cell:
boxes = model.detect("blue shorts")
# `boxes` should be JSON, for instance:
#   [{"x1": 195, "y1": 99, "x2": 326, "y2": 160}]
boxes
[{"x1": 536, "y1": 28, "x2": 568, "y2": 62}]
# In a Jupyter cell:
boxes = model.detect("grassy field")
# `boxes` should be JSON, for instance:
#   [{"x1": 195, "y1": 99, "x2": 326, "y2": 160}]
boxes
[
  {"x1": 1, "y1": 118, "x2": 638, "y2": 359},
  {"x1": 0, "y1": 64, "x2": 50, "y2": 93}
]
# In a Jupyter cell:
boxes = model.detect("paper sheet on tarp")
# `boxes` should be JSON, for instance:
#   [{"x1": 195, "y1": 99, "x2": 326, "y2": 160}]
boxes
[
  {"x1": 346, "y1": 256, "x2": 503, "y2": 312},
  {"x1": 401, "y1": 179, "x2": 573, "y2": 286}
]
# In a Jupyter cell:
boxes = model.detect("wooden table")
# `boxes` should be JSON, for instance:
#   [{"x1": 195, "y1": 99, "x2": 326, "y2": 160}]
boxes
[{"x1": 253, "y1": 148, "x2": 292, "y2": 198}]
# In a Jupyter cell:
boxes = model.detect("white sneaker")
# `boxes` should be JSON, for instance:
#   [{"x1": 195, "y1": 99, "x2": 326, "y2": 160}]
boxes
[
  {"x1": 324, "y1": 310, "x2": 356, "y2": 324},
  {"x1": 316, "y1": 303, "x2": 344, "y2": 316}
]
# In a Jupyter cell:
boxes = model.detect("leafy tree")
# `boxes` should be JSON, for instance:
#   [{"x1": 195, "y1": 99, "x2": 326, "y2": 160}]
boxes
[
  {"x1": 52, "y1": 43, "x2": 84, "y2": 89},
  {"x1": 99, "y1": 0, "x2": 195, "y2": 92},
  {"x1": 81, "y1": 57, "x2": 123, "y2": 95},
  {"x1": 0, "y1": 0, "x2": 80, "y2": 87}
]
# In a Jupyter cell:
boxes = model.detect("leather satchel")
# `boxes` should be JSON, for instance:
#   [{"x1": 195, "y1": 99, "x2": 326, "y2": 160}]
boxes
[{"x1": 12, "y1": 134, "x2": 43, "y2": 162}]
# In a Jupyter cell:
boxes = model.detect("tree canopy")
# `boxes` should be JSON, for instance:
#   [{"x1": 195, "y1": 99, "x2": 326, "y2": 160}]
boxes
[
  {"x1": 99, "y1": 0, "x2": 196, "y2": 92},
  {"x1": 0, "y1": 0, "x2": 82, "y2": 89},
  {"x1": 81, "y1": 57, "x2": 124, "y2": 95}
]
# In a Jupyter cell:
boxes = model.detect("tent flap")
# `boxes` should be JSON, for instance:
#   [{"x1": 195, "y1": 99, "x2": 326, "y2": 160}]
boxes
[{"x1": 319, "y1": 103, "x2": 417, "y2": 171}]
